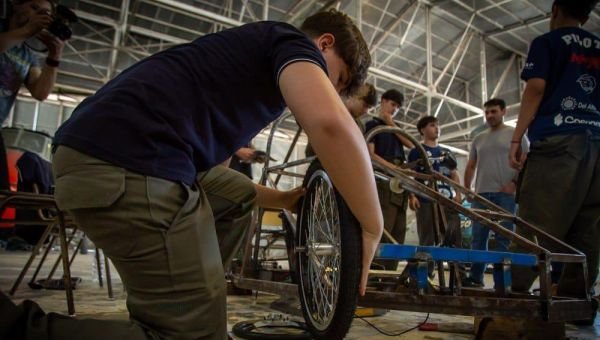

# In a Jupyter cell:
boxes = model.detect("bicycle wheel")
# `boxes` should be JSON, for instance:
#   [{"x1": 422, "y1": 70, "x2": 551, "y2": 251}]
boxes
[{"x1": 296, "y1": 164, "x2": 362, "y2": 339}]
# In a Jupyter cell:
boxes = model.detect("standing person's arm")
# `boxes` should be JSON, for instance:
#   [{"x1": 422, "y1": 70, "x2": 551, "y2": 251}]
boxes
[
  {"x1": 464, "y1": 138, "x2": 478, "y2": 192},
  {"x1": 463, "y1": 158, "x2": 477, "y2": 192},
  {"x1": 406, "y1": 149, "x2": 421, "y2": 211},
  {"x1": 381, "y1": 113, "x2": 414, "y2": 148},
  {"x1": 450, "y1": 169, "x2": 462, "y2": 203},
  {"x1": 0, "y1": 11, "x2": 52, "y2": 52},
  {"x1": 25, "y1": 31, "x2": 64, "y2": 101},
  {"x1": 510, "y1": 37, "x2": 549, "y2": 170},
  {"x1": 367, "y1": 143, "x2": 401, "y2": 171},
  {"x1": 509, "y1": 78, "x2": 545, "y2": 170},
  {"x1": 279, "y1": 62, "x2": 383, "y2": 296}
]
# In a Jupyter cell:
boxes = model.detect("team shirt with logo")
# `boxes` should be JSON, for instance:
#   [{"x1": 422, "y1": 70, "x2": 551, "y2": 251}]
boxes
[
  {"x1": 55, "y1": 22, "x2": 327, "y2": 185},
  {"x1": 408, "y1": 144, "x2": 456, "y2": 203},
  {"x1": 521, "y1": 27, "x2": 600, "y2": 142}
]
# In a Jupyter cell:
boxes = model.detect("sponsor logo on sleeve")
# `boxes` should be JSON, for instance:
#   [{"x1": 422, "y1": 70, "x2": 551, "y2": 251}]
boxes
[
  {"x1": 561, "y1": 97, "x2": 577, "y2": 111},
  {"x1": 576, "y1": 74, "x2": 597, "y2": 94},
  {"x1": 554, "y1": 114, "x2": 564, "y2": 126},
  {"x1": 554, "y1": 113, "x2": 600, "y2": 128}
]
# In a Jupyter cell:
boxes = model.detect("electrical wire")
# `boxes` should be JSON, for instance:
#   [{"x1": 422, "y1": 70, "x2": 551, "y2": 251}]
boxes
[{"x1": 355, "y1": 312, "x2": 430, "y2": 337}]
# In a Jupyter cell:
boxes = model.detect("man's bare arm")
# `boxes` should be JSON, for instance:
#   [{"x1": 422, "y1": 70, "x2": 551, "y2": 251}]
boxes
[
  {"x1": 463, "y1": 158, "x2": 477, "y2": 190},
  {"x1": 279, "y1": 62, "x2": 383, "y2": 295}
]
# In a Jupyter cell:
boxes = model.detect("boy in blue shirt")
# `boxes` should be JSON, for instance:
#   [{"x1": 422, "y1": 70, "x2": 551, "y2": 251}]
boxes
[
  {"x1": 408, "y1": 116, "x2": 463, "y2": 277},
  {"x1": 509, "y1": 0, "x2": 599, "y2": 325}
]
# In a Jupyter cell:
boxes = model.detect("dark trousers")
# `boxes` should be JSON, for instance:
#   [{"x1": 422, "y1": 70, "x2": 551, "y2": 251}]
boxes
[
  {"x1": 374, "y1": 180, "x2": 408, "y2": 270},
  {"x1": 416, "y1": 201, "x2": 461, "y2": 248},
  {"x1": 511, "y1": 132, "x2": 600, "y2": 297},
  {"x1": 416, "y1": 200, "x2": 464, "y2": 278}
]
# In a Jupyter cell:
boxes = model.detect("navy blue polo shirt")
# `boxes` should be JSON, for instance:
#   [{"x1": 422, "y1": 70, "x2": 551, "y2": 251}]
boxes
[
  {"x1": 364, "y1": 117, "x2": 406, "y2": 164},
  {"x1": 521, "y1": 27, "x2": 600, "y2": 142},
  {"x1": 54, "y1": 22, "x2": 327, "y2": 185},
  {"x1": 408, "y1": 144, "x2": 455, "y2": 202},
  {"x1": 17, "y1": 151, "x2": 53, "y2": 194}
]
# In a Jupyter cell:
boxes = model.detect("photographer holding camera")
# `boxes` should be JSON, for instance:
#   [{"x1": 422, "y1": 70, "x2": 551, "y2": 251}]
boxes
[{"x1": 0, "y1": 0, "x2": 64, "y2": 190}]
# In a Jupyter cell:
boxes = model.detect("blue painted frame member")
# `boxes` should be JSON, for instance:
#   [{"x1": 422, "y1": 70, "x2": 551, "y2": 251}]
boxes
[
  {"x1": 377, "y1": 244, "x2": 538, "y2": 265},
  {"x1": 376, "y1": 244, "x2": 538, "y2": 292}
]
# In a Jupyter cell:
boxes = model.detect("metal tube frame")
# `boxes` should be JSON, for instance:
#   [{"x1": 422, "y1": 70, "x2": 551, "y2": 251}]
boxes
[{"x1": 234, "y1": 115, "x2": 594, "y2": 323}]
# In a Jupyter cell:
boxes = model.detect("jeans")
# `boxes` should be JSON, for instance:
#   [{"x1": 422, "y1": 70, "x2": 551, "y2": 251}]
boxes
[{"x1": 470, "y1": 192, "x2": 516, "y2": 285}]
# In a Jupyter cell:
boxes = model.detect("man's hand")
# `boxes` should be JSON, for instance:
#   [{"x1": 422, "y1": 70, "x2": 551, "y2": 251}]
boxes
[
  {"x1": 382, "y1": 113, "x2": 395, "y2": 127},
  {"x1": 509, "y1": 142, "x2": 523, "y2": 170},
  {"x1": 408, "y1": 195, "x2": 420, "y2": 211},
  {"x1": 37, "y1": 31, "x2": 65, "y2": 59},
  {"x1": 22, "y1": 11, "x2": 52, "y2": 37},
  {"x1": 359, "y1": 229, "x2": 381, "y2": 296},
  {"x1": 235, "y1": 147, "x2": 256, "y2": 163},
  {"x1": 279, "y1": 187, "x2": 306, "y2": 213},
  {"x1": 499, "y1": 181, "x2": 516, "y2": 194}
]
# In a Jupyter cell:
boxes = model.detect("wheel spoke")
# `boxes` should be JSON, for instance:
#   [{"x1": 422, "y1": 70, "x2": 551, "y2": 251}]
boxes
[{"x1": 299, "y1": 171, "x2": 342, "y2": 330}]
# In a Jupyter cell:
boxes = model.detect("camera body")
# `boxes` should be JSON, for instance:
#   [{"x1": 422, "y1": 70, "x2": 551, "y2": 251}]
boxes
[{"x1": 46, "y1": 4, "x2": 77, "y2": 41}]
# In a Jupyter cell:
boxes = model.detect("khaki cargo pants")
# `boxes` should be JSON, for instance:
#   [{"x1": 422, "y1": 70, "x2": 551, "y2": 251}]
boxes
[{"x1": 50, "y1": 146, "x2": 256, "y2": 339}]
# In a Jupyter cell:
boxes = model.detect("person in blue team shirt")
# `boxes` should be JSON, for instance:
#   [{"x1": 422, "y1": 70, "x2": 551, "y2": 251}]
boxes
[
  {"x1": 508, "y1": 0, "x2": 599, "y2": 325},
  {"x1": 364, "y1": 89, "x2": 413, "y2": 270},
  {"x1": 0, "y1": 0, "x2": 64, "y2": 190},
  {"x1": 408, "y1": 116, "x2": 463, "y2": 277},
  {"x1": 0, "y1": 9, "x2": 384, "y2": 340}
]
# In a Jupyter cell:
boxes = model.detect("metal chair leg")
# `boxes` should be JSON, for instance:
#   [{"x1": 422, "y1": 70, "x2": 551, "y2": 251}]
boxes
[
  {"x1": 46, "y1": 227, "x2": 77, "y2": 281},
  {"x1": 9, "y1": 222, "x2": 55, "y2": 295},
  {"x1": 104, "y1": 252, "x2": 113, "y2": 299},
  {"x1": 58, "y1": 212, "x2": 75, "y2": 316},
  {"x1": 95, "y1": 247, "x2": 104, "y2": 287}
]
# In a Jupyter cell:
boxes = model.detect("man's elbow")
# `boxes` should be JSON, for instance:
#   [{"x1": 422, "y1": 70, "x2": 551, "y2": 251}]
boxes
[
  {"x1": 29, "y1": 87, "x2": 49, "y2": 101},
  {"x1": 525, "y1": 79, "x2": 546, "y2": 97},
  {"x1": 32, "y1": 92, "x2": 48, "y2": 101}
]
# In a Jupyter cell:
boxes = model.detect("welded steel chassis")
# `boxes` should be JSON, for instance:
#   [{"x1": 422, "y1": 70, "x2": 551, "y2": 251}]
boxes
[{"x1": 233, "y1": 112, "x2": 593, "y2": 322}]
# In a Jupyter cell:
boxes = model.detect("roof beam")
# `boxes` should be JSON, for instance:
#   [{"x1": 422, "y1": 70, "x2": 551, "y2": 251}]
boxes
[
  {"x1": 417, "y1": 0, "x2": 527, "y2": 57},
  {"x1": 149, "y1": 0, "x2": 243, "y2": 27},
  {"x1": 369, "y1": 67, "x2": 483, "y2": 116},
  {"x1": 108, "y1": 0, "x2": 131, "y2": 80},
  {"x1": 486, "y1": 14, "x2": 550, "y2": 37},
  {"x1": 369, "y1": 0, "x2": 417, "y2": 51}
]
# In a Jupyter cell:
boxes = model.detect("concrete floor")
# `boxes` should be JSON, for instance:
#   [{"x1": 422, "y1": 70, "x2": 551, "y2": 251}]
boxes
[{"x1": 1, "y1": 248, "x2": 599, "y2": 339}]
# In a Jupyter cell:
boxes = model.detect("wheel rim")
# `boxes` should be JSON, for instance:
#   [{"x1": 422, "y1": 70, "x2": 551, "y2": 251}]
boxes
[{"x1": 298, "y1": 170, "x2": 341, "y2": 331}]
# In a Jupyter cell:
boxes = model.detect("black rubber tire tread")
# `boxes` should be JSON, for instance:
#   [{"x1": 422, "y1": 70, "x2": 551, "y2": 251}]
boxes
[
  {"x1": 296, "y1": 160, "x2": 362, "y2": 340},
  {"x1": 231, "y1": 320, "x2": 312, "y2": 340}
]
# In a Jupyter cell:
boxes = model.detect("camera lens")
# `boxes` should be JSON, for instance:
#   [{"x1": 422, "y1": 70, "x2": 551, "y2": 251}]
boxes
[{"x1": 48, "y1": 21, "x2": 72, "y2": 41}]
